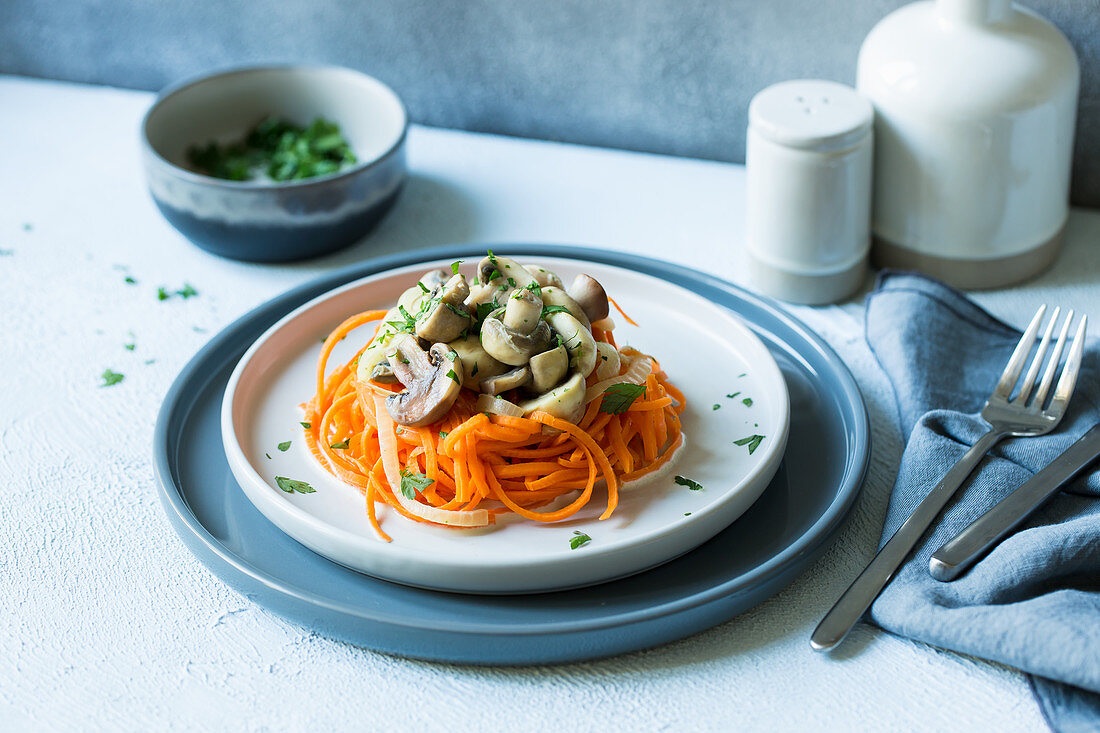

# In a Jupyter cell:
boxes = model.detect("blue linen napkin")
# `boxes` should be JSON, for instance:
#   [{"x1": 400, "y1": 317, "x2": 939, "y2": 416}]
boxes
[{"x1": 864, "y1": 272, "x2": 1100, "y2": 732}]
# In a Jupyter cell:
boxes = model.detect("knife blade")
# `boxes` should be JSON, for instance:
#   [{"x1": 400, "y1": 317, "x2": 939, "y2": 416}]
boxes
[{"x1": 929, "y1": 423, "x2": 1100, "y2": 582}]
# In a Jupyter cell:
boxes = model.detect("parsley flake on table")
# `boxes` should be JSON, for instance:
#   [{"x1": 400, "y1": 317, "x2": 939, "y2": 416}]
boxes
[
  {"x1": 734, "y1": 434, "x2": 765, "y2": 454},
  {"x1": 177, "y1": 283, "x2": 198, "y2": 299},
  {"x1": 399, "y1": 468, "x2": 434, "y2": 499},
  {"x1": 599, "y1": 383, "x2": 646, "y2": 414},
  {"x1": 23, "y1": 223, "x2": 32, "y2": 231},
  {"x1": 265, "y1": 453, "x2": 272, "y2": 460},
  {"x1": 329, "y1": 438, "x2": 350, "y2": 450},
  {"x1": 570, "y1": 531, "x2": 592, "y2": 550},
  {"x1": 726, "y1": 391, "x2": 741, "y2": 399},
  {"x1": 99, "y1": 369, "x2": 124, "y2": 387},
  {"x1": 300, "y1": 421, "x2": 311, "y2": 429},
  {"x1": 712, "y1": 403, "x2": 721, "y2": 411},
  {"x1": 742, "y1": 397, "x2": 753, "y2": 407},
  {"x1": 277, "y1": 441, "x2": 291, "y2": 452},
  {"x1": 156, "y1": 287, "x2": 170, "y2": 301},
  {"x1": 275, "y1": 476, "x2": 316, "y2": 494},
  {"x1": 124, "y1": 276, "x2": 137, "y2": 285},
  {"x1": 674, "y1": 475, "x2": 703, "y2": 491},
  {"x1": 124, "y1": 342, "x2": 135, "y2": 351}
]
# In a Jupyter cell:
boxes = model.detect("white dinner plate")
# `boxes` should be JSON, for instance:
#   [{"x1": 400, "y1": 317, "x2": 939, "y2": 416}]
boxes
[{"x1": 221, "y1": 255, "x2": 790, "y2": 593}]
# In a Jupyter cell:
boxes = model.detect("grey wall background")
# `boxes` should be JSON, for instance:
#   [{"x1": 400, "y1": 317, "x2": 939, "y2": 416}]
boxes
[{"x1": 3, "y1": 0, "x2": 1098, "y2": 206}]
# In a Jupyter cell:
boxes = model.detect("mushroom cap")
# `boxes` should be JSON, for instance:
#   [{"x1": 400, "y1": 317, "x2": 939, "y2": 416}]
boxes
[
  {"x1": 529, "y1": 344, "x2": 569, "y2": 393},
  {"x1": 519, "y1": 372, "x2": 587, "y2": 424},
  {"x1": 385, "y1": 335, "x2": 464, "y2": 427},
  {"x1": 521, "y1": 263, "x2": 564, "y2": 289},
  {"x1": 567, "y1": 274, "x2": 610, "y2": 323},
  {"x1": 544, "y1": 311, "x2": 598, "y2": 377},
  {"x1": 449, "y1": 333, "x2": 509, "y2": 389},
  {"x1": 479, "y1": 365, "x2": 531, "y2": 395},
  {"x1": 502, "y1": 288, "x2": 543, "y2": 334},
  {"x1": 540, "y1": 286, "x2": 590, "y2": 329},
  {"x1": 481, "y1": 317, "x2": 552, "y2": 366}
]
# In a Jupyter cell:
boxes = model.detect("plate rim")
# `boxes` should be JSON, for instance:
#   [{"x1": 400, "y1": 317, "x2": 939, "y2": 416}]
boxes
[
  {"x1": 153, "y1": 243, "x2": 870, "y2": 636},
  {"x1": 218, "y1": 255, "x2": 792, "y2": 588}
]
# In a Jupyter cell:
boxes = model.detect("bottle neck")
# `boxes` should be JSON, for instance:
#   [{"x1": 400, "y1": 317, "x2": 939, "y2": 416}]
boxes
[{"x1": 936, "y1": 0, "x2": 1013, "y2": 24}]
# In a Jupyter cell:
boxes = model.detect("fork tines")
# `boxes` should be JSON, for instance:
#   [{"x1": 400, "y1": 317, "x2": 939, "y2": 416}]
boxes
[{"x1": 995, "y1": 305, "x2": 1087, "y2": 410}]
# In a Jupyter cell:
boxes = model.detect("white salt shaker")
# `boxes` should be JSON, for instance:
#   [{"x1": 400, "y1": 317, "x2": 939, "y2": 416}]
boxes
[{"x1": 746, "y1": 79, "x2": 873, "y2": 305}]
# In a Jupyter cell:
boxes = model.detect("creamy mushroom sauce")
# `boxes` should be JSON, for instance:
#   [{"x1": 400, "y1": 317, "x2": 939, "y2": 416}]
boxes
[{"x1": 356, "y1": 254, "x2": 616, "y2": 427}]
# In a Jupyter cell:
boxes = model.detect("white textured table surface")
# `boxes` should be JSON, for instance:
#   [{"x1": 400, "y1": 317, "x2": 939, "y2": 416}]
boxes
[{"x1": 4, "y1": 75, "x2": 1099, "y2": 731}]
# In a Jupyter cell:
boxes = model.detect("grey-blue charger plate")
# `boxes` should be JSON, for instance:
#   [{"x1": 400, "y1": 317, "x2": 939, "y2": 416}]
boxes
[{"x1": 153, "y1": 244, "x2": 869, "y2": 665}]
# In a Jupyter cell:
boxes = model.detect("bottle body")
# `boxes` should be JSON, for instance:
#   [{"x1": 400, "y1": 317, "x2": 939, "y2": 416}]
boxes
[{"x1": 857, "y1": 0, "x2": 1079, "y2": 288}]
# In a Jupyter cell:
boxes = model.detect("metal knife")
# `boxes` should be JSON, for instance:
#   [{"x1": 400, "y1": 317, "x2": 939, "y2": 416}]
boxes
[{"x1": 929, "y1": 423, "x2": 1100, "y2": 582}]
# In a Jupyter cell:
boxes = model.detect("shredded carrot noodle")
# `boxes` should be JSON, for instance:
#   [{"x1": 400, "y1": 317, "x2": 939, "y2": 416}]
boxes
[{"x1": 302, "y1": 305, "x2": 686, "y2": 540}]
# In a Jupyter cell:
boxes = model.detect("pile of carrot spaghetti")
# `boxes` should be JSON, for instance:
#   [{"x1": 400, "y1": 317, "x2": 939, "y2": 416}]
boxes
[{"x1": 300, "y1": 261, "x2": 686, "y2": 541}]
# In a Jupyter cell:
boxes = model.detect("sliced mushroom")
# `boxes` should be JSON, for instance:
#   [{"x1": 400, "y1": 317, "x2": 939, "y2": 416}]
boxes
[
  {"x1": 502, "y1": 288, "x2": 543, "y2": 333},
  {"x1": 567, "y1": 274, "x2": 610, "y2": 323},
  {"x1": 449, "y1": 333, "x2": 509, "y2": 389},
  {"x1": 594, "y1": 341, "x2": 621, "y2": 381},
  {"x1": 521, "y1": 264, "x2": 564, "y2": 288},
  {"x1": 356, "y1": 307, "x2": 409, "y2": 384},
  {"x1": 419, "y1": 269, "x2": 449, "y2": 290},
  {"x1": 540, "y1": 286, "x2": 590, "y2": 329},
  {"x1": 544, "y1": 311, "x2": 598, "y2": 377},
  {"x1": 396, "y1": 286, "x2": 425, "y2": 313},
  {"x1": 415, "y1": 274, "x2": 472, "y2": 343},
  {"x1": 481, "y1": 317, "x2": 552, "y2": 366},
  {"x1": 369, "y1": 358, "x2": 399, "y2": 384},
  {"x1": 519, "y1": 372, "x2": 587, "y2": 424},
  {"x1": 479, "y1": 365, "x2": 531, "y2": 395},
  {"x1": 385, "y1": 335, "x2": 463, "y2": 427},
  {"x1": 529, "y1": 344, "x2": 569, "y2": 393}
]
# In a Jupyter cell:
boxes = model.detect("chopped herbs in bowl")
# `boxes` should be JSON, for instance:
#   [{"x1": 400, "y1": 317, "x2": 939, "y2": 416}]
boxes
[
  {"x1": 187, "y1": 116, "x2": 358, "y2": 182},
  {"x1": 141, "y1": 65, "x2": 408, "y2": 262}
]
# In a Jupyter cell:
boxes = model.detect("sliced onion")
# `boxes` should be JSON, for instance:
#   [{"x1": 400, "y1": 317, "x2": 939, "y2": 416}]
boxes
[
  {"x1": 591, "y1": 316, "x2": 616, "y2": 331},
  {"x1": 584, "y1": 353, "x2": 652, "y2": 403},
  {"x1": 594, "y1": 341, "x2": 621, "y2": 381},
  {"x1": 372, "y1": 394, "x2": 489, "y2": 528},
  {"x1": 475, "y1": 393, "x2": 524, "y2": 417}
]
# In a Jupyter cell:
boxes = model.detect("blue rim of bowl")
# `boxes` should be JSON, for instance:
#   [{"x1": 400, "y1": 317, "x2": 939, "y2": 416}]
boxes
[
  {"x1": 153, "y1": 243, "x2": 871, "y2": 635},
  {"x1": 140, "y1": 63, "x2": 409, "y2": 191}
]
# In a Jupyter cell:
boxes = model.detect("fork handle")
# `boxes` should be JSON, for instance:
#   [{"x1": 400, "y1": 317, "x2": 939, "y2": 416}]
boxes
[{"x1": 810, "y1": 428, "x2": 1005, "y2": 651}]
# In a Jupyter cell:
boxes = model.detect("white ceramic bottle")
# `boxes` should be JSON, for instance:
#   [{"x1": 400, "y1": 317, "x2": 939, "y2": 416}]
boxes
[{"x1": 857, "y1": 0, "x2": 1079, "y2": 288}]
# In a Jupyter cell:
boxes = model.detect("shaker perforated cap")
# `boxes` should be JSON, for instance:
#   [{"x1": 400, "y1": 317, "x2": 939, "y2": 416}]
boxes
[{"x1": 749, "y1": 79, "x2": 872, "y2": 151}]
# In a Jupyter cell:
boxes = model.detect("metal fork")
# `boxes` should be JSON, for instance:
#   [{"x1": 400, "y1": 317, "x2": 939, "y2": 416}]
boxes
[{"x1": 810, "y1": 305, "x2": 1087, "y2": 652}]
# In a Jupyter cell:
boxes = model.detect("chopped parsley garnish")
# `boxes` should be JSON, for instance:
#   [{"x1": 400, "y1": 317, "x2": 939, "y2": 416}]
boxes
[
  {"x1": 471, "y1": 363, "x2": 479, "y2": 376},
  {"x1": 124, "y1": 276, "x2": 137, "y2": 285},
  {"x1": 734, "y1": 434, "x2": 765, "y2": 454},
  {"x1": 450, "y1": 260, "x2": 464, "y2": 275},
  {"x1": 738, "y1": 372, "x2": 747, "y2": 378},
  {"x1": 444, "y1": 302, "x2": 470, "y2": 318},
  {"x1": 399, "y1": 468, "x2": 434, "y2": 499},
  {"x1": 386, "y1": 305, "x2": 418, "y2": 332},
  {"x1": 486, "y1": 270, "x2": 501, "y2": 282},
  {"x1": 277, "y1": 441, "x2": 291, "y2": 452},
  {"x1": 124, "y1": 342, "x2": 136, "y2": 351},
  {"x1": 444, "y1": 350, "x2": 457, "y2": 361},
  {"x1": 726, "y1": 391, "x2": 741, "y2": 399},
  {"x1": 156, "y1": 287, "x2": 170, "y2": 301},
  {"x1": 177, "y1": 283, "x2": 198, "y2": 299},
  {"x1": 541, "y1": 305, "x2": 572, "y2": 317},
  {"x1": 144, "y1": 359, "x2": 155, "y2": 365},
  {"x1": 487, "y1": 249, "x2": 497, "y2": 264},
  {"x1": 99, "y1": 369, "x2": 124, "y2": 387},
  {"x1": 300, "y1": 421, "x2": 311, "y2": 429},
  {"x1": 266, "y1": 453, "x2": 272, "y2": 459},
  {"x1": 439, "y1": 430, "x2": 449, "y2": 439},
  {"x1": 476, "y1": 302, "x2": 496, "y2": 322},
  {"x1": 742, "y1": 397, "x2": 753, "y2": 407},
  {"x1": 275, "y1": 476, "x2": 316, "y2": 494},
  {"x1": 417, "y1": 281, "x2": 430, "y2": 293},
  {"x1": 525, "y1": 281, "x2": 542, "y2": 296},
  {"x1": 569, "y1": 531, "x2": 592, "y2": 550},
  {"x1": 187, "y1": 116, "x2": 357, "y2": 182},
  {"x1": 712, "y1": 403, "x2": 720, "y2": 410},
  {"x1": 599, "y1": 383, "x2": 646, "y2": 414},
  {"x1": 507, "y1": 277, "x2": 516, "y2": 288},
  {"x1": 684, "y1": 512, "x2": 692, "y2": 517},
  {"x1": 329, "y1": 438, "x2": 350, "y2": 450},
  {"x1": 446, "y1": 369, "x2": 459, "y2": 382},
  {"x1": 674, "y1": 475, "x2": 704, "y2": 491},
  {"x1": 22, "y1": 223, "x2": 32, "y2": 231}
]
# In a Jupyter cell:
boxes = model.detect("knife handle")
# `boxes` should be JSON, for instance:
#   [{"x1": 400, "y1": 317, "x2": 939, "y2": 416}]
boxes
[{"x1": 929, "y1": 424, "x2": 1100, "y2": 582}]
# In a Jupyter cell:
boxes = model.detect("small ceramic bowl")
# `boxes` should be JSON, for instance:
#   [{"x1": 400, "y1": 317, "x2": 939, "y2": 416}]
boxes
[{"x1": 141, "y1": 65, "x2": 408, "y2": 263}]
